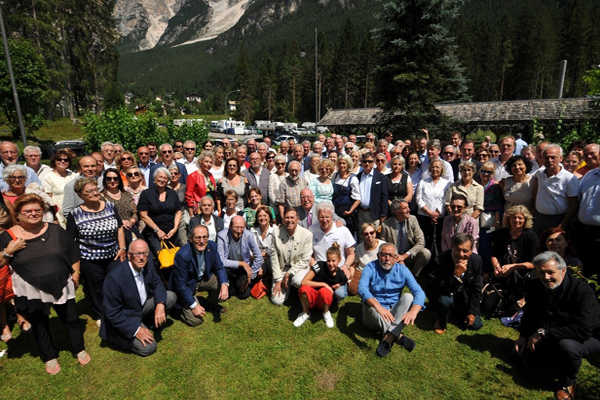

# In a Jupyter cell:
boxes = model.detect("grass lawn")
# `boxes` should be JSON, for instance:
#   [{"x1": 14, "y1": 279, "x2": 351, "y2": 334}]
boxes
[{"x1": 1, "y1": 288, "x2": 598, "y2": 400}]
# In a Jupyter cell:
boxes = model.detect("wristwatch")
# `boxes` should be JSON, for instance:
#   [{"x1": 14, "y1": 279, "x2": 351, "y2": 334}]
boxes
[{"x1": 536, "y1": 328, "x2": 546, "y2": 337}]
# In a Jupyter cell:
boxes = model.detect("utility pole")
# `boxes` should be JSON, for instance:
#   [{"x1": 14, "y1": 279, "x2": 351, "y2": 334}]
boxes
[
  {"x1": 315, "y1": 27, "x2": 318, "y2": 126},
  {"x1": 558, "y1": 59, "x2": 567, "y2": 99},
  {"x1": 0, "y1": 4, "x2": 27, "y2": 147}
]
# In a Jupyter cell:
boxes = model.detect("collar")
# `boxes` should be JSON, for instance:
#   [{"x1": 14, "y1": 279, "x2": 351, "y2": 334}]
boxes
[{"x1": 128, "y1": 262, "x2": 143, "y2": 278}]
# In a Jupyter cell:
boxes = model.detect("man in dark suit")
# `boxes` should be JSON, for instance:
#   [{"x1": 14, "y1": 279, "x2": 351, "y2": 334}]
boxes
[
  {"x1": 188, "y1": 196, "x2": 224, "y2": 241},
  {"x1": 171, "y1": 225, "x2": 229, "y2": 326},
  {"x1": 148, "y1": 143, "x2": 187, "y2": 187},
  {"x1": 427, "y1": 233, "x2": 483, "y2": 335},
  {"x1": 101, "y1": 239, "x2": 177, "y2": 357},
  {"x1": 356, "y1": 151, "x2": 389, "y2": 231}
]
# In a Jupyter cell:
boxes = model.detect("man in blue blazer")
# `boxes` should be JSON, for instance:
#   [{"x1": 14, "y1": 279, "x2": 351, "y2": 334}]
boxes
[
  {"x1": 171, "y1": 225, "x2": 229, "y2": 326},
  {"x1": 217, "y1": 216, "x2": 264, "y2": 299},
  {"x1": 356, "y1": 151, "x2": 389, "y2": 230},
  {"x1": 101, "y1": 239, "x2": 177, "y2": 357}
]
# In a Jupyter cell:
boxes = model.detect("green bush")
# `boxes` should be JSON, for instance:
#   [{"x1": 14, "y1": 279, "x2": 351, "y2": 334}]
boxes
[
  {"x1": 83, "y1": 108, "x2": 209, "y2": 152},
  {"x1": 466, "y1": 128, "x2": 496, "y2": 144}
]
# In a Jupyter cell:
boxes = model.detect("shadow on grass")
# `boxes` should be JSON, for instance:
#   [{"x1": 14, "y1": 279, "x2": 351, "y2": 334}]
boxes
[
  {"x1": 7, "y1": 316, "x2": 87, "y2": 360},
  {"x1": 336, "y1": 301, "x2": 379, "y2": 349},
  {"x1": 456, "y1": 333, "x2": 550, "y2": 390}
]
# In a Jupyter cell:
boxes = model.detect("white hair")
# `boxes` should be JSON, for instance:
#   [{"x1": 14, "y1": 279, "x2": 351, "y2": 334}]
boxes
[
  {"x1": 23, "y1": 145, "x2": 41, "y2": 155},
  {"x1": 2, "y1": 164, "x2": 27, "y2": 180},
  {"x1": 316, "y1": 201, "x2": 335, "y2": 216},
  {"x1": 533, "y1": 251, "x2": 566, "y2": 270},
  {"x1": 153, "y1": 167, "x2": 171, "y2": 180}
]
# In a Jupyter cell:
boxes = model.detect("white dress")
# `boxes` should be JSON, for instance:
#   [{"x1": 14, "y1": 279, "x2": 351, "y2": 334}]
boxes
[{"x1": 41, "y1": 169, "x2": 76, "y2": 227}]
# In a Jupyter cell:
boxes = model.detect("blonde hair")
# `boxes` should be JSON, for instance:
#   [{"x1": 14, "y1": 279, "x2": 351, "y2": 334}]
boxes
[{"x1": 503, "y1": 205, "x2": 534, "y2": 229}]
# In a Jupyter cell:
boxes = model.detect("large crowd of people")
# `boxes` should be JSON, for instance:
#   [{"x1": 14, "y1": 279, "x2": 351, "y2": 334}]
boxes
[{"x1": 0, "y1": 132, "x2": 598, "y2": 399}]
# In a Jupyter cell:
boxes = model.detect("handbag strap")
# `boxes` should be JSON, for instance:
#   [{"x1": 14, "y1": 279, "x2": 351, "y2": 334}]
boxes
[{"x1": 6, "y1": 229, "x2": 16, "y2": 240}]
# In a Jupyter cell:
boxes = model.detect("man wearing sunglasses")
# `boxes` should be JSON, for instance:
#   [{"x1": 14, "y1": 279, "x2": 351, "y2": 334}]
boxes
[
  {"x1": 180, "y1": 140, "x2": 198, "y2": 175},
  {"x1": 137, "y1": 146, "x2": 156, "y2": 186},
  {"x1": 356, "y1": 152, "x2": 389, "y2": 231},
  {"x1": 149, "y1": 143, "x2": 187, "y2": 187}
]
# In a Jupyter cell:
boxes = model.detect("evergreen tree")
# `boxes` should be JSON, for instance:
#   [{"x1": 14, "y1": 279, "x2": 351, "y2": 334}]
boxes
[{"x1": 375, "y1": 0, "x2": 470, "y2": 132}]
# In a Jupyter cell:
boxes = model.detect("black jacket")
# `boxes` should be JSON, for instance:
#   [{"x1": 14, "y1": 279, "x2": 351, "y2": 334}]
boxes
[
  {"x1": 431, "y1": 250, "x2": 483, "y2": 316},
  {"x1": 519, "y1": 272, "x2": 600, "y2": 342}
]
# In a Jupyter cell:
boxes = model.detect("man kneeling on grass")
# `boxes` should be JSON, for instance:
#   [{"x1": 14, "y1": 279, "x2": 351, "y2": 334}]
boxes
[
  {"x1": 514, "y1": 251, "x2": 600, "y2": 400},
  {"x1": 358, "y1": 243, "x2": 425, "y2": 358},
  {"x1": 101, "y1": 239, "x2": 177, "y2": 357},
  {"x1": 293, "y1": 243, "x2": 348, "y2": 329}
]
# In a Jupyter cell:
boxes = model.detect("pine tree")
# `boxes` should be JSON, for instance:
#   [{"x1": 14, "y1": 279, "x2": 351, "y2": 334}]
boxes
[{"x1": 375, "y1": 0, "x2": 470, "y2": 131}]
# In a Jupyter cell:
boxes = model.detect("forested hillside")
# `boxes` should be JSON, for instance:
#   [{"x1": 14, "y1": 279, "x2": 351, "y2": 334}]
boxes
[{"x1": 118, "y1": 0, "x2": 600, "y2": 123}]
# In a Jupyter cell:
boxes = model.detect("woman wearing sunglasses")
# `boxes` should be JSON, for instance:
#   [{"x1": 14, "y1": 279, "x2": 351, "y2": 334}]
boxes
[
  {"x1": 39, "y1": 150, "x2": 76, "y2": 227},
  {"x1": 123, "y1": 166, "x2": 146, "y2": 205},
  {"x1": 102, "y1": 168, "x2": 138, "y2": 246},
  {"x1": 115, "y1": 151, "x2": 136, "y2": 187}
]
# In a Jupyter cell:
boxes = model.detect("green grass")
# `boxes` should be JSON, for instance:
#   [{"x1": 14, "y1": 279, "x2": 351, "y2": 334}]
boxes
[
  {"x1": 1, "y1": 289, "x2": 598, "y2": 399},
  {"x1": 32, "y1": 118, "x2": 85, "y2": 142}
]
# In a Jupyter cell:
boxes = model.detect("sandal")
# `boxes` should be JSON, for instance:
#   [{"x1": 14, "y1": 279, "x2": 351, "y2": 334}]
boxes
[
  {"x1": 45, "y1": 359, "x2": 61, "y2": 375},
  {"x1": 18, "y1": 319, "x2": 31, "y2": 332}
]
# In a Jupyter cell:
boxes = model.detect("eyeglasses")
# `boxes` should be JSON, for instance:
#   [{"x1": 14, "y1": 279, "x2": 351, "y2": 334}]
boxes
[
  {"x1": 192, "y1": 235, "x2": 209, "y2": 240},
  {"x1": 170, "y1": 171, "x2": 180, "y2": 175},
  {"x1": 126, "y1": 172, "x2": 140, "y2": 178},
  {"x1": 275, "y1": 162, "x2": 285, "y2": 166},
  {"x1": 120, "y1": 157, "x2": 133, "y2": 161},
  {"x1": 56, "y1": 158, "x2": 69, "y2": 162},
  {"x1": 363, "y1": 230, "x2": 376, "y2": 236},
  {"x1": 376, "y1": 159, "x2": 386, "y2": 163},
  {"x1": 129, "y1": 251, "x2": 149, "y2": 257},
  {"x1": 8, "y1": 176, "x2": 26, "y2": 181},
  {"x1": 450, "y1": 205, "x2": 464, "y2": 210},
  {"x1": 161, "y1": 150, "x2": 173, "y2": 154},
  {"x1": 138, "y1": 152, "x2": 149, "y2": 156},
  {"x1": 20, "y1": 208, "x2": 42, "y2": 215},
  {"x1": 83, "y1": 189, "x2": 99, "y2": 195},
  {"x1": 363, "y1": 160, "x2": 374, "y2": 164},
  {"x1": 490, "y1": 150, "x2": 500, "y2": 154},
  {"x1": 480, "y1": 170, "x2": 493, "y2": 175},
  {"x1": 105, "y1": 176, "x2": 120, "y2": 182},
  {"x1": 443, "y1": 152, "x2": 454, "y2": 155},
  {"x1": 227, "y1": 164, "x2": 237, "y2": 168}
]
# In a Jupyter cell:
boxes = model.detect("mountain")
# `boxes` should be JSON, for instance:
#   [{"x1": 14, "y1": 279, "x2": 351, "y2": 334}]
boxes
[{"x1": 117, "y1": 0, "x2": 378, "y2": 94}]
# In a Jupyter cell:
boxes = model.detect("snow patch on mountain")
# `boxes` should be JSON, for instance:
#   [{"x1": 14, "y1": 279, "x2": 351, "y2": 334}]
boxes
[{"x1": 175, "y1": 0, "x2": 251, "y2": 47}]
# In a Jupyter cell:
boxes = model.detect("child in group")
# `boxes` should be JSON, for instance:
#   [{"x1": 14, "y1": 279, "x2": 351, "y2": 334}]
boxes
[{"x1": 293, "y1": 243, "x2": 348, "y2": 328}]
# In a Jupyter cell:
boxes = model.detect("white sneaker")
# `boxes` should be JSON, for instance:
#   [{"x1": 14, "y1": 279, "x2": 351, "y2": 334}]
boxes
[
  {"x1": 323, "y1": 311, "x2": 334, "y2": 328},
  {"x1": 293, "y1": 312, "x2": 310, "y2": 327}
]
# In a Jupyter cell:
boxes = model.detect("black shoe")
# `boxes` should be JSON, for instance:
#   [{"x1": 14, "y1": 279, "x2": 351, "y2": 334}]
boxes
[
  {"x1": 376, "y1": 339, "x2": 393, "y2": 358},
  {"x1": 397, "y1": 335, "x2": 415, "y2": 352}
]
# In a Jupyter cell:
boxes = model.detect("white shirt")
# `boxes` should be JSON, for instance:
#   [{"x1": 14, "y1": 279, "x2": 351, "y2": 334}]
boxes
[
  {"x1": 248, "y1": 167, "x2": 264, "y2": 187},
  {"x1": 578, "y1": 167, "x2": 600, "y2": 226},
  {"x1": 200, "y1": 216, "x2": 217, "y2": 241},
  {"x1": 138, "y1": 162, "x2": 153, "y2": 186},
  {"x1": 210, "y1": 164, "x2": 224, "y2": 181},
  {"x1": 181, "y1": 157, "x2": 198, "y2": 175},
  {"x1": 534, "y1": 166, "x2": 579, "y2": 215},
  {"x1": 310, "y1": 224, "x2": 356, "y2": 266},
  {"x1": 251, "y1": 226, "x2": 274, "y2": 258},
  {"x1": 129, "y1": 263, "x2": 147, "y2": 306},
  {"x1": 416, "y1": 177, "x2": 451, "y2": 217},
  {"x1": 359, "y1": 169, "x2": 374, "y2": 208},
  {"x1": 491, "y1": 157, "x2": 512, "y2": 182}
]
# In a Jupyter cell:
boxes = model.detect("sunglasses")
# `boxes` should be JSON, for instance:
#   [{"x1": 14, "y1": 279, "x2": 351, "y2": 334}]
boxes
[
  {"x1": 184, "y1": 147, "x2": 196, "y2": 151},
  {"x1": 106, "y1": 176, "x2": 120, "y2": 182},
  {"x1": 161, "y1": 150, "x2": 173, "y2": 154},
  {"x1": 126, "y1": 172, "x2": 140, "y2": 177},
  {"x1": 363, "y1": 230, "x2": 376, "y2": 236},
  {"x1": 121, "y1": 157, "x2": 133, "y2": 161},
  {"x1": 480, "y1": 170, "x2": 493, "y2": 175},
  {"x1": 363, "y1": 160, "x2": 375, "y2": 164},
  {"x1": 57, "y1": 158, "x2": 70, "y2": 162}
]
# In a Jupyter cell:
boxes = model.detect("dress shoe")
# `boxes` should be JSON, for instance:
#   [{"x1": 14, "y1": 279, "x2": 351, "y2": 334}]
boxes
[
  {"x1": 555, "y1": 385, "x2": 575, "y2": 400},
  {"x1": 433, "y1": 320, "x2": 446, "y2": 335}
]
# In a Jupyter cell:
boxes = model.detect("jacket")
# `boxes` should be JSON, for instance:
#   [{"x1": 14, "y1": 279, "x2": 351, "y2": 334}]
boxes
[
  {"x1": 170, "y1": 241, "x2": 227, "y2": 308},
  {"x1": 269, "y1": 224, "x2": 313, "y2": 282},
  {"x1": 100, "y1": 260, "x2": 167, "y2": 349},
  {"x1": 378, "y1": 215, "x2": 426, "y2": 257},
  {"x1": 356, "y1": 168, "x2": 389, "y2": 219},
  {"x1": 217, "y1": 228, "x2": 263, "y2": 278}
]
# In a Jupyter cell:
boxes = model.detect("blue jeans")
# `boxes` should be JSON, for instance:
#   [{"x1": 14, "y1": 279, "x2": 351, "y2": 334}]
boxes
[{"x1": 334, "y1": 284, "x2": 348, "y2": 301}]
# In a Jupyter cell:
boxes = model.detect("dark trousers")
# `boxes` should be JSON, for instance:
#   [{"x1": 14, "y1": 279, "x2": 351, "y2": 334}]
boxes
[
  {"x1": 575, "y1": 222, "x2": 600, "y2": 276},
  {"x1": 81, "y1": 258, "x2": 114, "y2": 319},
  {"x1": 435, "y1": 294, "x2": 483, "y2": 330},
  {"x1": 522, "y1": 336, "x2": 600, "y2": 387},
  {"x1": 417, "y1": 214, "x2": 442, "y2": 257},
  {"x1": 26, "y1": 299, "x2": 84, "y2": 362},
  {"x1": 226, "y1": 267, "x2": 254, "y2": 300}
]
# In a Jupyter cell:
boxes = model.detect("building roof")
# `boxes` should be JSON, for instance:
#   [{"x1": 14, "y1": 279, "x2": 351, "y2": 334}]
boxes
[{"x1": 318, "y1": 98, "x2": 599, "y2": 126}]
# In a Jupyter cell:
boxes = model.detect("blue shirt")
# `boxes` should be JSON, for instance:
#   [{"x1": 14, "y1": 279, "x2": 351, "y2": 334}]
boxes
[
  {"x1": 358, "y1": 260, "x2": 425, "y2": 309},
  {"x1": 0, "y1": 163, "x2": 40, "y2": 192}
]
